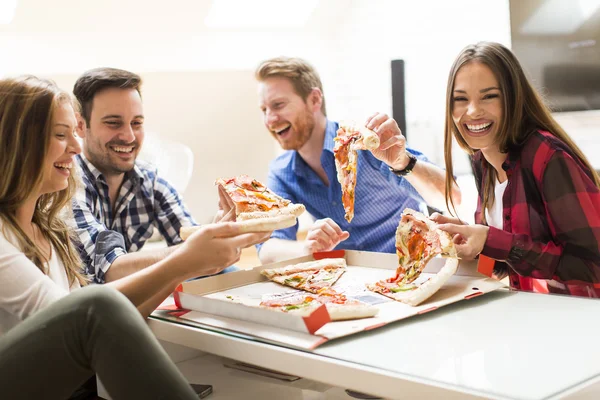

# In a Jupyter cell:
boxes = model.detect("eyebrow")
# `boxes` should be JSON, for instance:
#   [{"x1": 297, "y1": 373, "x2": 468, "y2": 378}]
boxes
[
  {"x1": 453, "y1": 86, "x2": 500, "y2": 93},
  {"x1": 54, "y1": 123, "x2": 73, "y2": 129},
  {"x1": 101, "y1": 115, "x2": 144, "y2": 120}
]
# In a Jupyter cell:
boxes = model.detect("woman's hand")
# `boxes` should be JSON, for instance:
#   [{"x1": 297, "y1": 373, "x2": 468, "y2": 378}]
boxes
[
  {"x1": 437, "y1": 223, "x2": 490, "y2": 260},
  {"x1": 177, "y1": 223, "x2": 271, "y2": 278},
  {"x1": 429, "y1": 212, "x2": 465, "y2": 226}
]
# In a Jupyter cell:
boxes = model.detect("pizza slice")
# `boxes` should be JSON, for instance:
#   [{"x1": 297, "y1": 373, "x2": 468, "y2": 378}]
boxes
[
  {"x1": 260, "y1": 289, "x2": 378, "y2": 321},
  {"x1": 333, "y1": 123, "x2": 380, "y2": 222},
  {"x1": 261, "y1": 258, "x2": 347, "y2": 294},
  {"x1": 367, "y1": 208, "x2": 459, "y2": 306},
  {"x1": 216, "y1": 175, "x2": 305, "y2": 220},
  {"x1": 180, "y1": 175, "x2": 305, "y2": 240}
]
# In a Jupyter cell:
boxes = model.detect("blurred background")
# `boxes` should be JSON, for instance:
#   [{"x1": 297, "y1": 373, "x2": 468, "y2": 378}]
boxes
[{"x1": 1, "y1": 0, "x2": 599, "y2": 226}]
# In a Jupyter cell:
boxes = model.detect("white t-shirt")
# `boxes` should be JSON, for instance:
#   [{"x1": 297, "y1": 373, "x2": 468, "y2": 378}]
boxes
[
  {"x1": 0, "y1": 221, "x2": 80, "y2": 336},
  {"x1": 485, "y1": 179, "x2": 509, "y2": 229}
]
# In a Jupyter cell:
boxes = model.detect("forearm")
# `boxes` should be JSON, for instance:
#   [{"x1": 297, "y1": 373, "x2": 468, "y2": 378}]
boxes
[
  {"x1": 258, "y1": 238, "x2": 307, "y2": 264},
  {"x1": 104, "y1": 245, "x2": 179, "y2": 282},
  {"x1": 403, "y1": 161, "x2": 461, "y2": 210},
  {"x1": 106, "y1": 255, "x2": 184, "y2": 316}
]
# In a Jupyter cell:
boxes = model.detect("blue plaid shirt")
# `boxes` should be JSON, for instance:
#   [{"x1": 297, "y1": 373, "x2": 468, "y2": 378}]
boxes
[
  {"x1": 71, "y1": 154, "x2": 196, "y2": 283},
  {"x1": 258, "y1": 119, "x2": 428, "y2": 254}
]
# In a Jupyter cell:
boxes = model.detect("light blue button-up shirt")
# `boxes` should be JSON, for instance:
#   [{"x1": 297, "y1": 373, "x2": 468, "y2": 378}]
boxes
[{"x1": 259, "y1": 119, "x2": 428, "y2": 254}]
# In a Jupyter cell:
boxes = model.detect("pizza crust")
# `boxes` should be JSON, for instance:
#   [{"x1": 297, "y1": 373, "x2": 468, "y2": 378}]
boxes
[
  {"x1": 326, "y1": 303, "x2": 379, "y2": 320},
  {"x1": 237, "y1": 203, "x2": 306, "y2": 220},
  {"x1": 179, "y1": 214, "x2": 297, "y2": 241},
  {"x1": 368, "y1": 257, "x2": 459, "y2": 306},
  {"x1": 261, "y1": 258, "x2": 347, "y2": 279}
]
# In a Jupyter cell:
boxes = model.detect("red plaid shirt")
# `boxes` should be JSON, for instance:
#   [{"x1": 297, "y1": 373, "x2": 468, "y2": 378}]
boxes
[{"x1": 474, "y1": 130, "x2": 600, "y2": 298}]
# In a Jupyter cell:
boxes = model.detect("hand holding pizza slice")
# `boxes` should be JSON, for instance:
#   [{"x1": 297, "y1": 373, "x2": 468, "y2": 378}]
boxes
[
  {"x1": 367, "y1": 208, "x2": 459, "y2": 306},
  {"x1": 333, "y1": 122, "x2": 380, "y2": 222},
  {"x1": 180, "y1": 175, "x2": 306, "y2": 240}
]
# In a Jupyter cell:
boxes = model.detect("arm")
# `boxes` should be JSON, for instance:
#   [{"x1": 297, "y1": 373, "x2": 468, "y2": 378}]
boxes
[
  {"x1": 441, "y1": 151, "x2": 600, "y2": 283},
  {"x1": 483, "y1": 151, "x2": 600, "y2": 282},
  {"x1": 153, "y1": 175, "x2": 197, "y2": 245},
  {"x1": 365, "y1": 112, "x2": 461, "y2": 210},
  {"x1": 70, "y1": 186, "x2": 179, "y2": 283}
]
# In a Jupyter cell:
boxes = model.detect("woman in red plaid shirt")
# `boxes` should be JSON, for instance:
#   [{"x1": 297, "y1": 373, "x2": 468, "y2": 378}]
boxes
[{"x1": 433, "y1": 42, "x2": 600, "y2": 298}]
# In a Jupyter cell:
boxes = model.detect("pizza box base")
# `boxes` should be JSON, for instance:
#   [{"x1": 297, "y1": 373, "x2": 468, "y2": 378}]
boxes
[{"x1": 171, "y1": 250, "x2": 506, "y2": 350}]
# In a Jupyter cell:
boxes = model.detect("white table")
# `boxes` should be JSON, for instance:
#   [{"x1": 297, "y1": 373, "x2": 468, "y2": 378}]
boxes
[{"x1": 147, "y1": 289, "x2": 600, "y2": 400}]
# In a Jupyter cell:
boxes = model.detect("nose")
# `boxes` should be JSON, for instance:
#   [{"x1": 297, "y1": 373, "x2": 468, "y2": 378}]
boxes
[
  {"x1": 118, "y1": 124, "x2": 136, "y2": 143},
  {"x1": 69, "y1": 132, "x2": 82, "y2": 155},
  {"x1": 467, "y1": 101, "x2": 483, "y2": 118},
  {"x1": 265, "y1": 109, "x2": 279, "y2": 128}
]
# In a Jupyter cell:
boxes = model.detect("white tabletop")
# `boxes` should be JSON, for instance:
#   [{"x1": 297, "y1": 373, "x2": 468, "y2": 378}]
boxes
[{"x1": 150, "y1": 289, "x2": 600, "y2": 400}]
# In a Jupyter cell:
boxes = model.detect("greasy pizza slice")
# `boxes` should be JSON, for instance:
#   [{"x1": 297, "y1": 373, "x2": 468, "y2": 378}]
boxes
[
  {"x1": 261, "y1": 258, "x2": 347, "y2": 294},
  {"x1": 260, "y1": 289, "x2": 378, "y2": 321},
  {"x1": 216, "y1": 175, "x2": 305, "y2": 220},
  {"x1": 367, "y1": 208, "x2": 459, "y2": 306},
  {"x1": 333, "y1": 123, "x2": 380, "y2": 222}
]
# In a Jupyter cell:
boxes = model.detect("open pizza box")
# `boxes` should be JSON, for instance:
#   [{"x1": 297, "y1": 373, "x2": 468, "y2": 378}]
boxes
[{"x1": 169, "y1": 250, "x2": 506, "y2": 350}]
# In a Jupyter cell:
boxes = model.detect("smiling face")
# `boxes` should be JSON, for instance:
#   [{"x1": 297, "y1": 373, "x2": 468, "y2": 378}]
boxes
[
  {"x1": 78, "y1": 87, "x2": 144, "y2": 177},
  {"x1": 258, "y1": 76, "x2": 316, "y2": 151},
  {"x1": 39, "y1": 101, "x2": 81, "y2": 195},
  {"x1": 451, "y1": 62, "x2": 503, "y2": 152}
]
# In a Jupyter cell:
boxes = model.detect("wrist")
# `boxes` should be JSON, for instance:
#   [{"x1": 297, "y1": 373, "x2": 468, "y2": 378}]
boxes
[{"x1": 389, "y1": 152, "x2": 417, "y2": 177}]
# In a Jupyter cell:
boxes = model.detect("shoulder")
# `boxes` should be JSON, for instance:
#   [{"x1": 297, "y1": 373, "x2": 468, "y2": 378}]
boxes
[
  {"x1": 135, "y1": 159, "x2": 159, "y2": 181},
  {"x1": 0, "y1": 219, "x2": 20, "y2": 254},
  {"x1": 519, "y1": 130, "x2": 574, "y2": 167}
]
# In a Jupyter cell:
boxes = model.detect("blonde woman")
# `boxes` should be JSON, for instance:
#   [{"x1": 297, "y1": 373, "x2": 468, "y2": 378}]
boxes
[
  {"x1": 0, "y1": 76, "x2": 269, "y2": 399},
  {"x1": 434, "y1": 42, "x2": 600, "y2": 297}
]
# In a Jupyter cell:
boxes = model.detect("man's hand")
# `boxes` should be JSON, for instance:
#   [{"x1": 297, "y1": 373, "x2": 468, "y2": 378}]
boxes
[
  {"x1": 178, "y1": 223, "x2": 271, "y2": 278},
  {"x1": 212, "y1": 185, "x2": 236, "y2": 223},
  {"x1": 303, "y1": 218, "x2": 350, "y2": 254},
  {"x1": 437, "y1": 223, "x2": 490, "y2": 260},
  {"x1": 364, "y1": 112, "x2": 411, "y2": 171}
]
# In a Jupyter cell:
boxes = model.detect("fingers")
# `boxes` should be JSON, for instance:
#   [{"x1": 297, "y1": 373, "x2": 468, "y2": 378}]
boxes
[
  {"x1": 365, "y1": 112, "x2": 390, "y2": 131},
  {"x1": 202, "y1": 222, "x2": 243, "y2": 238},
  {"x1": 218, "y1": 185, "x2": 235, "y2": 213},
  {"x1": 364, "y1": 112, "x2": 379, "y2": 128},
  {"x1": 379, "y1": 135, "x2": 404, "y2": 151},
  {"x1": 229, "y1": 231, "x2": 274, "y2": 249},
  {"x1": 437, "y1": 223, "x2": 468, "y2": 236}
]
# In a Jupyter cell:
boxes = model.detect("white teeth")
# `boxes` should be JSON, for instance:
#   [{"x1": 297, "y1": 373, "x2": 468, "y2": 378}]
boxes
[
  {"x1": 111, "y1": 146, "x2": 134, "y2": 153},
  {"x1": 54, "y1": 162, "x2": 72, "y2": 169},
  {"x1": 466, "y1": 122, "x2": 492, "y2": 132},
  {"x1": 274, "y1": 125, "x2": 291, "y2": 134}
]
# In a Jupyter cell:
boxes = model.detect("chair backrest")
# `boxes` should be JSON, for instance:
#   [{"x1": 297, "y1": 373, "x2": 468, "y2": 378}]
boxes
[{"x1": 139, "y1": 133, "x2": 194, "y2": 194}]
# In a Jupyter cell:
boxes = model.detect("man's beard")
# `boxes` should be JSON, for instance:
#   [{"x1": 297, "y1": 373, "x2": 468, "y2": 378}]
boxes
[
  {"x1": 277, "y1": 110, "x2": 315, "y2": 151},
  {"x1": 85, "y1": 140, "x2": 137, "y2": 176}
]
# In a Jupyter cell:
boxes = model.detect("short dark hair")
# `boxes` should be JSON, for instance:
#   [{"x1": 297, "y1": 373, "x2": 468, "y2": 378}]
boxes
[{"x1": 73, "y1": 67, "x2": 142, "y2": 124}]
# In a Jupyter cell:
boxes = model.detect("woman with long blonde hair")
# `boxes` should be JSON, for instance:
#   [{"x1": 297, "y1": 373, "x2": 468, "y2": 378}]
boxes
[
  {"x1": 0, "y1": 76, "x2": 269, "y2": 399},
  {"x1": 433, "y1": 42, "x2": 600, "y2": 297}
]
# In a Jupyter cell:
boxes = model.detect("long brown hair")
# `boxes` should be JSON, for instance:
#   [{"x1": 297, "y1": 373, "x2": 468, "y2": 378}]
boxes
[
  {"x1": 0, "y1": 76, "x2": 87, "y2": 287},
  {"x1": 443, "y1": 41, "x2": 600, "y2": 221}
]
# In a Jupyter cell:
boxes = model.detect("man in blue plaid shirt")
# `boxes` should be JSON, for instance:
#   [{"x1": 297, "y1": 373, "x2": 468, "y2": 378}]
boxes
[{"x1": 70, "y1": 68, "x2": 237, "y2": 283}]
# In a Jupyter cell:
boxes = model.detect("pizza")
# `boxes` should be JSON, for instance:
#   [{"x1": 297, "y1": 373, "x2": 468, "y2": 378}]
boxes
[
  {"x1": 367, "y1": 208, "x2": 459, "y2": 306},
  {"x1": 260, "y1": 289, "x2": 378, "y2": 321},
  {"x1": 216, "y1": 175, "x2": 305, "y2": 220},
  {"x1": 333, "y1": 123, "x2": 380, "y2": 222},
  {"x1": 180, "y1": 175, "x2": 305, "y2": 240},
  {"x1": 260, "y1": 258, "x2": 347, "y2": 294}
]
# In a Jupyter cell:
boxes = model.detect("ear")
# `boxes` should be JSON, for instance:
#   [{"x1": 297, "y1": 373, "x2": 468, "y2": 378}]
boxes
[
  {"x1": 308, "y1": 88, "x2": 323, "y2": 113},
  {"x1": 75, "y1": 112, "x2": 87, "y2": 138}
]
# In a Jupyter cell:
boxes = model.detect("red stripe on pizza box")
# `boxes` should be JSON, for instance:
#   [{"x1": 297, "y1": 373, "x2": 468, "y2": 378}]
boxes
[
  {"x1": 168, "y1": 310, "x2": 190, "y2": 318},
  {"x1": 308, "y1": 337, "x2": 329, "y2": 350},
  {"x1": 464, "y1": 291, "x2": 484, "y2": 300},
  {"x1": 173, "y1": 290, "x2": 183, "y2": 309},
  {"x1": 477, "y1": 255, "x2": 495, "y2": 278},
  {"x1": 302, "y1": 303, "x2": 331, "y2": 334},
  {"x1": 364, "y1": 322, "x2": 387, "y2": 331},
  {"x1": 418, "y1": 306, "x2": 438, "y2": 314},
  {"x1": 313, "y1": 250, "x2": 346, "y2": 260}
]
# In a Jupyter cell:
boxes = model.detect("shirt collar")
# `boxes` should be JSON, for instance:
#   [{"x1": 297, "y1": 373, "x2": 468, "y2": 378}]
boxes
[
  {"x1": 291, "y1": 119, "x2": 339, "y2": 177},
  {"x1": 77, "y1": 153, "x2": 145, "y2": 185}
]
